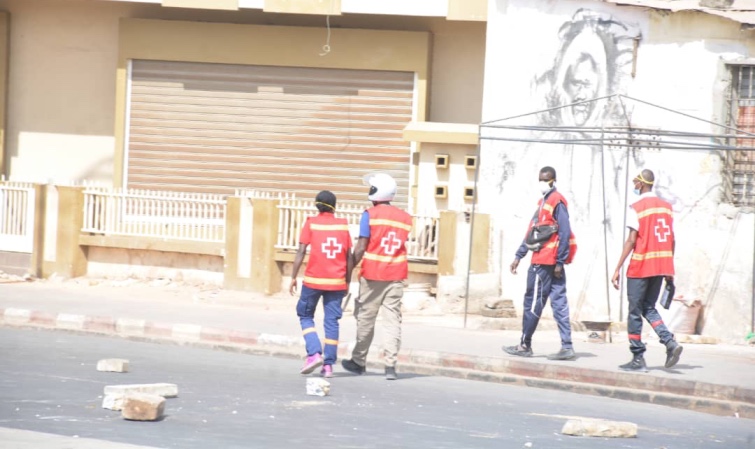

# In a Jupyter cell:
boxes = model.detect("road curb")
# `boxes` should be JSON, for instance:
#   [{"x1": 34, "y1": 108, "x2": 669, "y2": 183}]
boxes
[{"x1": 2, "y1": 307, "x2": 753, "y2": 419}]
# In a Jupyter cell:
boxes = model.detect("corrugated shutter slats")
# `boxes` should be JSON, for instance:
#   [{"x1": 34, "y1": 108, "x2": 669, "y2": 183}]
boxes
[{"x1": 127, "y1": 60, "x2": 414, "y2": 204}]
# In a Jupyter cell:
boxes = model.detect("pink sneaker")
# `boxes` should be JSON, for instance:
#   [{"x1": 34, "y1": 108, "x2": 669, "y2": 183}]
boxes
[
  {"x1": 300, "y1": 353, "x2": 323, "y2": 375},
  {"x1": 320, "y1": 365, "x2": 333, "y2": 378}
]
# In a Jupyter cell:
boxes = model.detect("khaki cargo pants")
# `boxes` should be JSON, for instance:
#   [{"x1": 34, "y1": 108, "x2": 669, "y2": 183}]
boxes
[{"x1": 350, "y1": 278, "x2": 404, "y2": 368}]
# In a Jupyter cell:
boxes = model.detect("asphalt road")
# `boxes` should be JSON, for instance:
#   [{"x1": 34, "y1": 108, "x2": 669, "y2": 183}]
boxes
[{"x1": 0, "y1": 328, "x2": 753, "y2": 449}]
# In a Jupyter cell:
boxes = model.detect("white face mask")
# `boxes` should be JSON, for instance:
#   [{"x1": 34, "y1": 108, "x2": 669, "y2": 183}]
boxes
[
  {"x1": 539, "y1": 181, "x2": 553, "y2": 195},
  {"x1": 633, "y1": 188, "x2": 641, "y2": 196}
]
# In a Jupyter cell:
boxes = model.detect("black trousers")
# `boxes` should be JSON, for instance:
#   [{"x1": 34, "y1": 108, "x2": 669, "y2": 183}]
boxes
[{"x1": 626, "y1": 276, "x2": 674, "y2": 355}]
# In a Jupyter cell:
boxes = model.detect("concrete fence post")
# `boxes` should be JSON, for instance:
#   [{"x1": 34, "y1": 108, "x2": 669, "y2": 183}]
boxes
[
  {"x1": 470, "y1": 213, "x2": 490, "y2": 274},
  {"x1": 54, "y1": 186, "x2": 87, "y2": 278},
  {"x1": 224, "y1": 196, "x2": 255, "y2": 291},
  {"x1": 250, "y1": 198, "x2": 281, "y2": 295},
  {"x1": 30, "y1": 183, "x2": 47, "y2": 278},
  {"x1": 437, "y1": 210, "x2": 457, "y2": 276}
]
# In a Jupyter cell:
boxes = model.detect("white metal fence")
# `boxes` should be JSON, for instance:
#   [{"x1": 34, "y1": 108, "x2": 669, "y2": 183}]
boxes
[
  {"x1": 82, "y1": 188, "x2": 226, "y2": 243},
  {"x1": 275, "y1": 198, "x2": 440, "y2": 261},
  {"x1": 0, "y1": 182, "x2": 36, "y2": 253},
  {"x1": 235, "y1": 189, "x2": 296, "y2": 200}
]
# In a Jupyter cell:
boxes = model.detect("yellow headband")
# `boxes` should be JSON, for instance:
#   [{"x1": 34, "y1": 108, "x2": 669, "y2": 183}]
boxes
[
  {"x1": 635, "y1": 173, "x2": 654, "y2": 185},
  {"x1": 316, "y1": 201, "x2": 335, "y2": 211}
]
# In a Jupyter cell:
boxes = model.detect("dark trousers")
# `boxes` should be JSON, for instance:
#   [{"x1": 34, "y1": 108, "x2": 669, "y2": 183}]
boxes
[
  {"x1": 626, "y1": 276, "x2": 674, "y2": 355},
  {"x1": 520, "y1": 264, "x2": 573, "y2": 350},
  {"x1": 296, "y1": 285, "x2": 345, "y2": 366}
]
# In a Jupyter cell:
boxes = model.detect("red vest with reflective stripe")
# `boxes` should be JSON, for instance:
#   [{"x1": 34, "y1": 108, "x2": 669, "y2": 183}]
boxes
[
  {"x1": 626, "y1": 196, "x2": 675, "y2": 278},
  {"x1": 301, "y1": 213, "x2": 352, "y2": 291},
  {"x1": 362, "y1": 204, "x2": 412, "y2": 281},
  {"x1": 529, "y1": 191, "x2": 577, "y2": 265}
]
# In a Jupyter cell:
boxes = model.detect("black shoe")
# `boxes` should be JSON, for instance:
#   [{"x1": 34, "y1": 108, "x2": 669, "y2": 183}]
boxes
[
  {"x1": 619, "y1": 355, "x2": 648, "y2": 372},
  {"x1": 385, "y1": 366, "x2": 397, "y2": 380},
  {"x1": 502, "y1": 344, "x2": 533, "y2": 357},
  {"x1": 665, "y1": 341, "x2": 683, "y2": 368},
  {"x1": 547, "y1": 348, "x2": 576, "y2": 361},
  {"x1": 341, "y1": 359, "x2": 366, "y2": 375}
]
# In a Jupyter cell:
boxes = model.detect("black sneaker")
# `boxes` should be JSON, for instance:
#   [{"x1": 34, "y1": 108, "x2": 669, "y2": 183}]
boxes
[
  {"x1": 385, "y1": 366, "x2": 397, "y2": 380},
  {"x1": 341, "y1": 359, "x2": 366, "y2": 375},
  {"x1": 619, "y1": 355, "x2": 648, "y2": 372},
  {"x1": 546, "y1": 348, "x2": 576, "y2": 361},
  {"x1": 665, "y1": 341, "x2": 683, "y2": 368},
  {"x1": 502, "y1": 344, "x2": 533, "y2": 357}
]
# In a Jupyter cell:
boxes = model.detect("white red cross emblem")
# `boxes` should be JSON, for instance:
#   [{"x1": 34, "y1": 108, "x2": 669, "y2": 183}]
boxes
[
  {"x1": 380, "y1": 231, "x2": 402, "y2": 255},
  {"x1": 654, "y1": 218, "x2": 671, "y2": 243},
  {"x1": 321, "y1": 237, "x2": 343, "y2": 259}
]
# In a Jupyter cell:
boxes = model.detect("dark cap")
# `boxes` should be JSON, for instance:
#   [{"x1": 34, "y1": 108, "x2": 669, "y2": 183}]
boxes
[{"x1": 315, "y1": 190, "x2": 336, "y2": 212}]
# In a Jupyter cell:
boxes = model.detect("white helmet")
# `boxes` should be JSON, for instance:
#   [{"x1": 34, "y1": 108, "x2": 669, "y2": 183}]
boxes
[{"x1": 364, "y1": 173, "x2": 397, "y2": 202}]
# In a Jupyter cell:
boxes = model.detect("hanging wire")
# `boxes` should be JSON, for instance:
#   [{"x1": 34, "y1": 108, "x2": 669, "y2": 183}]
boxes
[{"x1": 319, "y1": 15, "x2": 331, "y2": 56}]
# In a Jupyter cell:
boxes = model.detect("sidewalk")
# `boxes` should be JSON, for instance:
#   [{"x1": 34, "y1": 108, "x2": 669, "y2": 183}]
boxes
[{"x1": 1, "y1": 279, "x2": 754, "y2": 418}]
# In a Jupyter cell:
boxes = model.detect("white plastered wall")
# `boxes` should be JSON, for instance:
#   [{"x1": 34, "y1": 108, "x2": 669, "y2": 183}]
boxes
[
  {"x1": 1, "y1": 0, "x2": 486, "y2": 184},
  {"x1": 481, "y1": 0, "x2": 755, "y2": 341}
]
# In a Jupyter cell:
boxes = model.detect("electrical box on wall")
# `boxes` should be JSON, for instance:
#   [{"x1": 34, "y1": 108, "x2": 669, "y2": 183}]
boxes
[
  {"x1": 435, "y1": 154, "x2": 449, "y2": 169},
  {"x1": 464, "y1": 186, "x2": 475, "y2": 200},
  {"x1": 465, "y1": 155, "x2": 477, "y2": 170},
  {"x1": 434, "y1": 184, "x2": 448, "y2": 198}
]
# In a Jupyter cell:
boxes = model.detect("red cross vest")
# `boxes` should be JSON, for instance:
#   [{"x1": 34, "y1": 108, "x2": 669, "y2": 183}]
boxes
[
  {"x1": 300, "y1": 213, "x2": 352, "y2": 291},
  {"x1": 626, "y1": 196, "x2": 675, "y2": 278},
  {"x1": 362, "y1": 204, "x2": 413, "y2": 281},
  {"x1": 529, "y1": 191, "x2": 577, "y2": 265}
]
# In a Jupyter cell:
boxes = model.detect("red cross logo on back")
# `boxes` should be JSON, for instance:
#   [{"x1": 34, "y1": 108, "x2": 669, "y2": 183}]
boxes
[
  {"x1": 381, "y1": 231, "x2": 402, "y2": 255},
  {"x1": 654, "y1": 218, "x2": 671, "y2": 243},
  {"x1": 321, "y1": 237, "x2": 343, "y2": 259}
]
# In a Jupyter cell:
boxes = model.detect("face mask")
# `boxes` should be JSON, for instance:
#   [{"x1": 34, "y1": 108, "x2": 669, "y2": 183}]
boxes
[
  {"x1": 539, "y1": 181, "x2": 553, "y2": 195},
  {"x1": 633, "y1": 188, "x2": 641, "y2": 196}
]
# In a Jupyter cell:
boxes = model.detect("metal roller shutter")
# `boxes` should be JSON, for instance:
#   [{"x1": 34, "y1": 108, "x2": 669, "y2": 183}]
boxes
[{"x1": 125, "y1": 60, "x2": 415, "y2": 206}]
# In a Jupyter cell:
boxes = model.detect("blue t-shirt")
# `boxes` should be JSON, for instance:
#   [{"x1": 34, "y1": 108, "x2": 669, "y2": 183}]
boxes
[{"x1": 359, "y1": 210, "x2": 370, "y2": 238}]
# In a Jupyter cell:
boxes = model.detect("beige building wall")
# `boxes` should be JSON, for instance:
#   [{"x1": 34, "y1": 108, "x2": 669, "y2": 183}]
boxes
[{"x1": 0, "y1": 0, "x2": 485, "y2": 184}]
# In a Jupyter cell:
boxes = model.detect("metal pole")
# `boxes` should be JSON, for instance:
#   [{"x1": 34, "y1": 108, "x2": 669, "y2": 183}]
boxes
[
  {"x1": 617, "y1": 96, "x2": 634, "y2": 323},
  {"x1": 600, "y1": 128, "x2": 613, "y2": 342},
  {"x1": 463, "y1": 138, "x2": 482, "y2": 329}
]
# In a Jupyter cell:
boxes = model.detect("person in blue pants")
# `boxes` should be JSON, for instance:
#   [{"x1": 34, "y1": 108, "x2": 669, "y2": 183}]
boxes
[
  {"x1": 289, "y1": 190, "x2": 354, "y2": 377},
  {"x1": 503, "y1": 166, "x2": 577, "y2": 361}
]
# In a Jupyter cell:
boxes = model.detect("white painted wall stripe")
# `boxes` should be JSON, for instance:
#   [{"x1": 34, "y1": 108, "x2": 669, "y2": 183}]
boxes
[
  {"x1": 341, "y1": 0, "x2": 447, "y2": 17},
  {"x1": 238, "y1": 0, "x2": 264, "y2": 9},
  {"x1": 258, "y1": 333, "x2": 301, "y2": 346},
  {"x1": 115, "y1": 318, "x2": 147, "y2": 335},
  {"x1": 3, "y1": 308, "x2": 31, "y2": 324},
  {"x1": 56, "y1": 313, "x2": 86, "y2": 330},
  {"x1": 172, "y1": 323, "x2": 202, "y2": 342}
]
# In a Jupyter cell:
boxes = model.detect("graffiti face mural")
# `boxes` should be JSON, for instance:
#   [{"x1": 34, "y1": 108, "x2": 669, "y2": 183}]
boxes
[
  {"x1": 482, "y1": 5, "x2": 646, "y2": 222},
  {"x1": 534, "y1": 9, "x2": 640, "y2": 128},
  {"x1": 563, "y1": 54, "x2": 602, "y2": 125}
]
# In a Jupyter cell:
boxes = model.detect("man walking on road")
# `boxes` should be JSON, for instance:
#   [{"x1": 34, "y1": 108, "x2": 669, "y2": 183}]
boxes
[
  {"x1": 341, "y1": 173, "x2": 412, "y2": 380},
  {"x1": 611, "y1": 169, "x2": 683, "y2": 372},
  {"x1": 290, "y1": 190, "x2": 353, "y2": 378},
  {"x1": 503, "y1": 166, "x2": 578, "y2": 361}
]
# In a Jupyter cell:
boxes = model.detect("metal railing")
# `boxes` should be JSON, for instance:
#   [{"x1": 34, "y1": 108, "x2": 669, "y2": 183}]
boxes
[
  {"x1": 275, "y1": 198, "x2": 439, "y2": 262},
  {"x1": 82, "y1": 188, "x2": 226, "y2": 243},
  {"x1": 0, "y1": 181, "x2": 36, "y2": 253}
]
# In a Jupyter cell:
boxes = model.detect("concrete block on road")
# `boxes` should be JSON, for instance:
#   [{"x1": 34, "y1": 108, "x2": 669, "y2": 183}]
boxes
[
  {"x1": 97, "y1": 358, "x2": 129, "y2": 373},
  {"x1": 121, "y1": 393, "x2": 165, "y2": 421},
  {"x1": 306, "y1": 378, "x2": 330, "y2": 397},
  {"x1": 562, "y1": 418, "x2": 638, "y2": 438},
  {"x1": 102, "y1": 394, "x2": 125, "y2": 411},
  {"x1": 104, "y1": 383, "x2": 178, "y2": 398}
]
